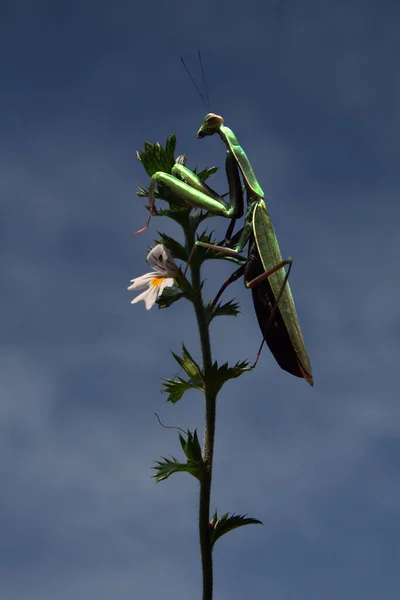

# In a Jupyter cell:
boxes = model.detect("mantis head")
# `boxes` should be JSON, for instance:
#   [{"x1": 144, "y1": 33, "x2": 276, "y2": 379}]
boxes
[{"x1": 197, "y1": 113, "x2": 224, "y2": 138}]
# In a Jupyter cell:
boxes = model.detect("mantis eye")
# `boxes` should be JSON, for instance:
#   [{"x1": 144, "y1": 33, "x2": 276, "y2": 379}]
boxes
[{"x1": 206, "y1": 113, "x2": 224, "y2": 125}]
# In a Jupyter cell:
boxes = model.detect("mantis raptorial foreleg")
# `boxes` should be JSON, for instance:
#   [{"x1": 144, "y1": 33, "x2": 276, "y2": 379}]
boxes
[{"x1": 135, "y1": 151, "x2": 243, "y2": 235}]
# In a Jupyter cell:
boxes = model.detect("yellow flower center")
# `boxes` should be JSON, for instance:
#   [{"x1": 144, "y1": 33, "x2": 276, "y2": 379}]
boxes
[{"x1": 150, "y1": 276, "x2": 165, "y2": 288}]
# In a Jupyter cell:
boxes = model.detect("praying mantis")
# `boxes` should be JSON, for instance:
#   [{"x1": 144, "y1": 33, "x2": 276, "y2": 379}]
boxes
[{"x1": 137, "y1": 113, "x2": 313, "y2": 386}]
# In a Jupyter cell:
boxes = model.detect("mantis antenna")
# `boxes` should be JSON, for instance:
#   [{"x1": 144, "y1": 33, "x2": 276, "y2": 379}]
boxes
[
  {"x1": 180, "y1": 52, "x2": 210, "y2": 111},
  {"x1": 198, "y1": 51, "x2": 210, "y2": 109}
]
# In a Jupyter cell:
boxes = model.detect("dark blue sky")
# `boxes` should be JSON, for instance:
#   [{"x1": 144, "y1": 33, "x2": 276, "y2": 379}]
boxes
[{"x1": 1, "y1": 1, "x2": 400, "y2": 598}]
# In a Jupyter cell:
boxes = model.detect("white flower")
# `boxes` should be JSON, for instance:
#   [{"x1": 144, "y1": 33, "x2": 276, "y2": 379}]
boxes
[{"x1": 128, "y1": 244, "x2": 179, "y2": 310}]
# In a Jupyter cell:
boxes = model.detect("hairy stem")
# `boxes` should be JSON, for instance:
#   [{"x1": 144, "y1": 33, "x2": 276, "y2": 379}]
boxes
[{"x1": 186, "y1": 228, "x2": 216, "y2": 600}]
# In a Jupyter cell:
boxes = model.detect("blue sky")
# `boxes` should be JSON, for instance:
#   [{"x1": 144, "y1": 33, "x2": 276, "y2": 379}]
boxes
[{"x1": 1, "y1": 0, "x2": 399, "y2": 598}]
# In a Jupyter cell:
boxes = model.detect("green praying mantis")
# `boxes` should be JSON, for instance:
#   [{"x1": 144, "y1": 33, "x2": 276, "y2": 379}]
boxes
[{"x1": 136, "y1": 113, "x2": 314, "y2": 386}]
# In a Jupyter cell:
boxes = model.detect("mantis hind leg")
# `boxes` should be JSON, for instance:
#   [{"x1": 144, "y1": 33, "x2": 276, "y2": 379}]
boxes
[
  {"x1": 210, "y1": 262, "x2": 247, "y2": 309},
  {"x1": 245, "y1": 258, "x2": 292, "y2": 291}
]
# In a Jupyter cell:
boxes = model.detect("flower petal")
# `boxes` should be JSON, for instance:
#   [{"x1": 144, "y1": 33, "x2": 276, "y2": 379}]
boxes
[
  {"x1": 147, "y1": 244, "x2": 178, "y2": 276},
  {"x1": 144, "y1": 284, "x2": 159, "y2": 310},
  {"x1": 158, "y1": 278, "x2": 175, "y2": 294},
  {"x1": 131, "y1": 288, "x2": 151, "y2": 305},
  {"x1": 129, "y1": 245, "x2": 179, "y2": 310},
  {"x1": 127, "y1": 272, "x2": 154, "y2": 291},
  {"x1": 147, "y1": 244, "x2": 168, "y2": 268}
]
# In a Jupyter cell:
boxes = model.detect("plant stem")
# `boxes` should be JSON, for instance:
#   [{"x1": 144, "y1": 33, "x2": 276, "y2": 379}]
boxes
[{"x1": 186, "y1": 228, "x2": 216, "y2": 600}]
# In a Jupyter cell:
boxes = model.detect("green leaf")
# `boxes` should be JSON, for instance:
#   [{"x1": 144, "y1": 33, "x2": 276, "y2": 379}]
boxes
[
  {"x1": 209, "y1": 511, "x2": 262, "y2": 547},
  {"x1": 153, "y1": 456, "x2": 201, "y2": 482},
  {"x1": 194, "y1": 165, "x2": 219, "y2": 182},
  {"x1": 197, "y1": 229, "x2": 217, "y2": 243},
  {"x1": 153, "y1": 429, "x2": 204, "y2": 482},
  {"x1": 206, "y1": 360, "x2": 253, "y2": 396},
  {"x1": 162, "y1": 377, "x2": 203, "y2": 404},
  {"x1": 165, "y1": 134, "x2": 178, "y2": 165},
  {"x1": 136, "y1": 135, "x2": 177, "y2": 177},
  {"x1": 188, "y1": 211, "x2": 211, "y2": 233},
  {"x1": 180, "y1": 229, "x2": 220, "y2": 268},
  {"x1": 136, "y1": 185, "x2": 150, "y2": 198},
  {"x1": 157, "y1": 287, "x2": 186, "y2": 309},
  {"x1": 179, "y1": 429, "x2": 202, "y2": 463},
  {"x1": 160, "y1": 206, "x2": 192, "y2": 227},
  {"x1": 137, "y1": 205, "x2": 192, "y2": 228},
  {"x1": 136, "y1": 136, "x2": 190, "y2": 209},
  {"x1": 205, "y1": 299, "x2": 241, "y2": 325},
  {"x1": 171, "y1": 345, "x2": 204, "y2": 387}
]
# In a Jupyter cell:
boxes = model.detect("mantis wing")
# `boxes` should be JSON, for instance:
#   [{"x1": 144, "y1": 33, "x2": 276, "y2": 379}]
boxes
[{"x1": 253, "y1": 201, "x2": 313, "y2": 386}]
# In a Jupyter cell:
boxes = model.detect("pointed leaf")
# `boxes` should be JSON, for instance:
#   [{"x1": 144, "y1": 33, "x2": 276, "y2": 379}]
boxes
[
  {"x1": 157, "y1": 287, "x2": 186, "y2": 309},
  {"x1": 171, "y1": 345, "x2": 204, "y2": 387},
  {"x1": 137, "y1": 185, "x2": 151, "y2": 198},
  {"x1": 206, "y1": 360, "x2": 253, "y2": 396},
  {"x1": 179, "y1": 429, "x2": 202, "y2": 463},
  {"x1": 194, "y1": 165, "x2": 219, "y2": 182},
  {"x1": 205, "y1": 299, "x2": 241, "y2": 325},
  {"x1": 136, "y1": 135, "x2": 177, "y2": 179},
  {"x1": 162, "y1": 377, "x2": 203, "y2": 404},
  {"x1": 135, "y1": 202, "x2": 191, "y2": 226},
  {"x1": 153, "y1": 456, "x2": 201, "y2": 482},
  {"x1": 165, "y1": 134, "x2": 177, "y2": 164},
  {"x1": 153, "y1": 428, "x2": 204, "y2": 482},
  {"x1": 210, "y1": 510, "x2": 219, "y2": 527},
  {"x1": 209, "y1": 512, "x2": 263, "y2": 547},
  {"x1": 187, "y1": 210, "x2": 218, "y2": 232},
  {"x1": 183, "y1": 230, "x2": 220, "y2": 267}
]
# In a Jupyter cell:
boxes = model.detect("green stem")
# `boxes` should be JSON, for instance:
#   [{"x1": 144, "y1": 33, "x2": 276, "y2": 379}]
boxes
[{"x1": 185, "y1": 227, "x2": 216, "y2": 600}]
